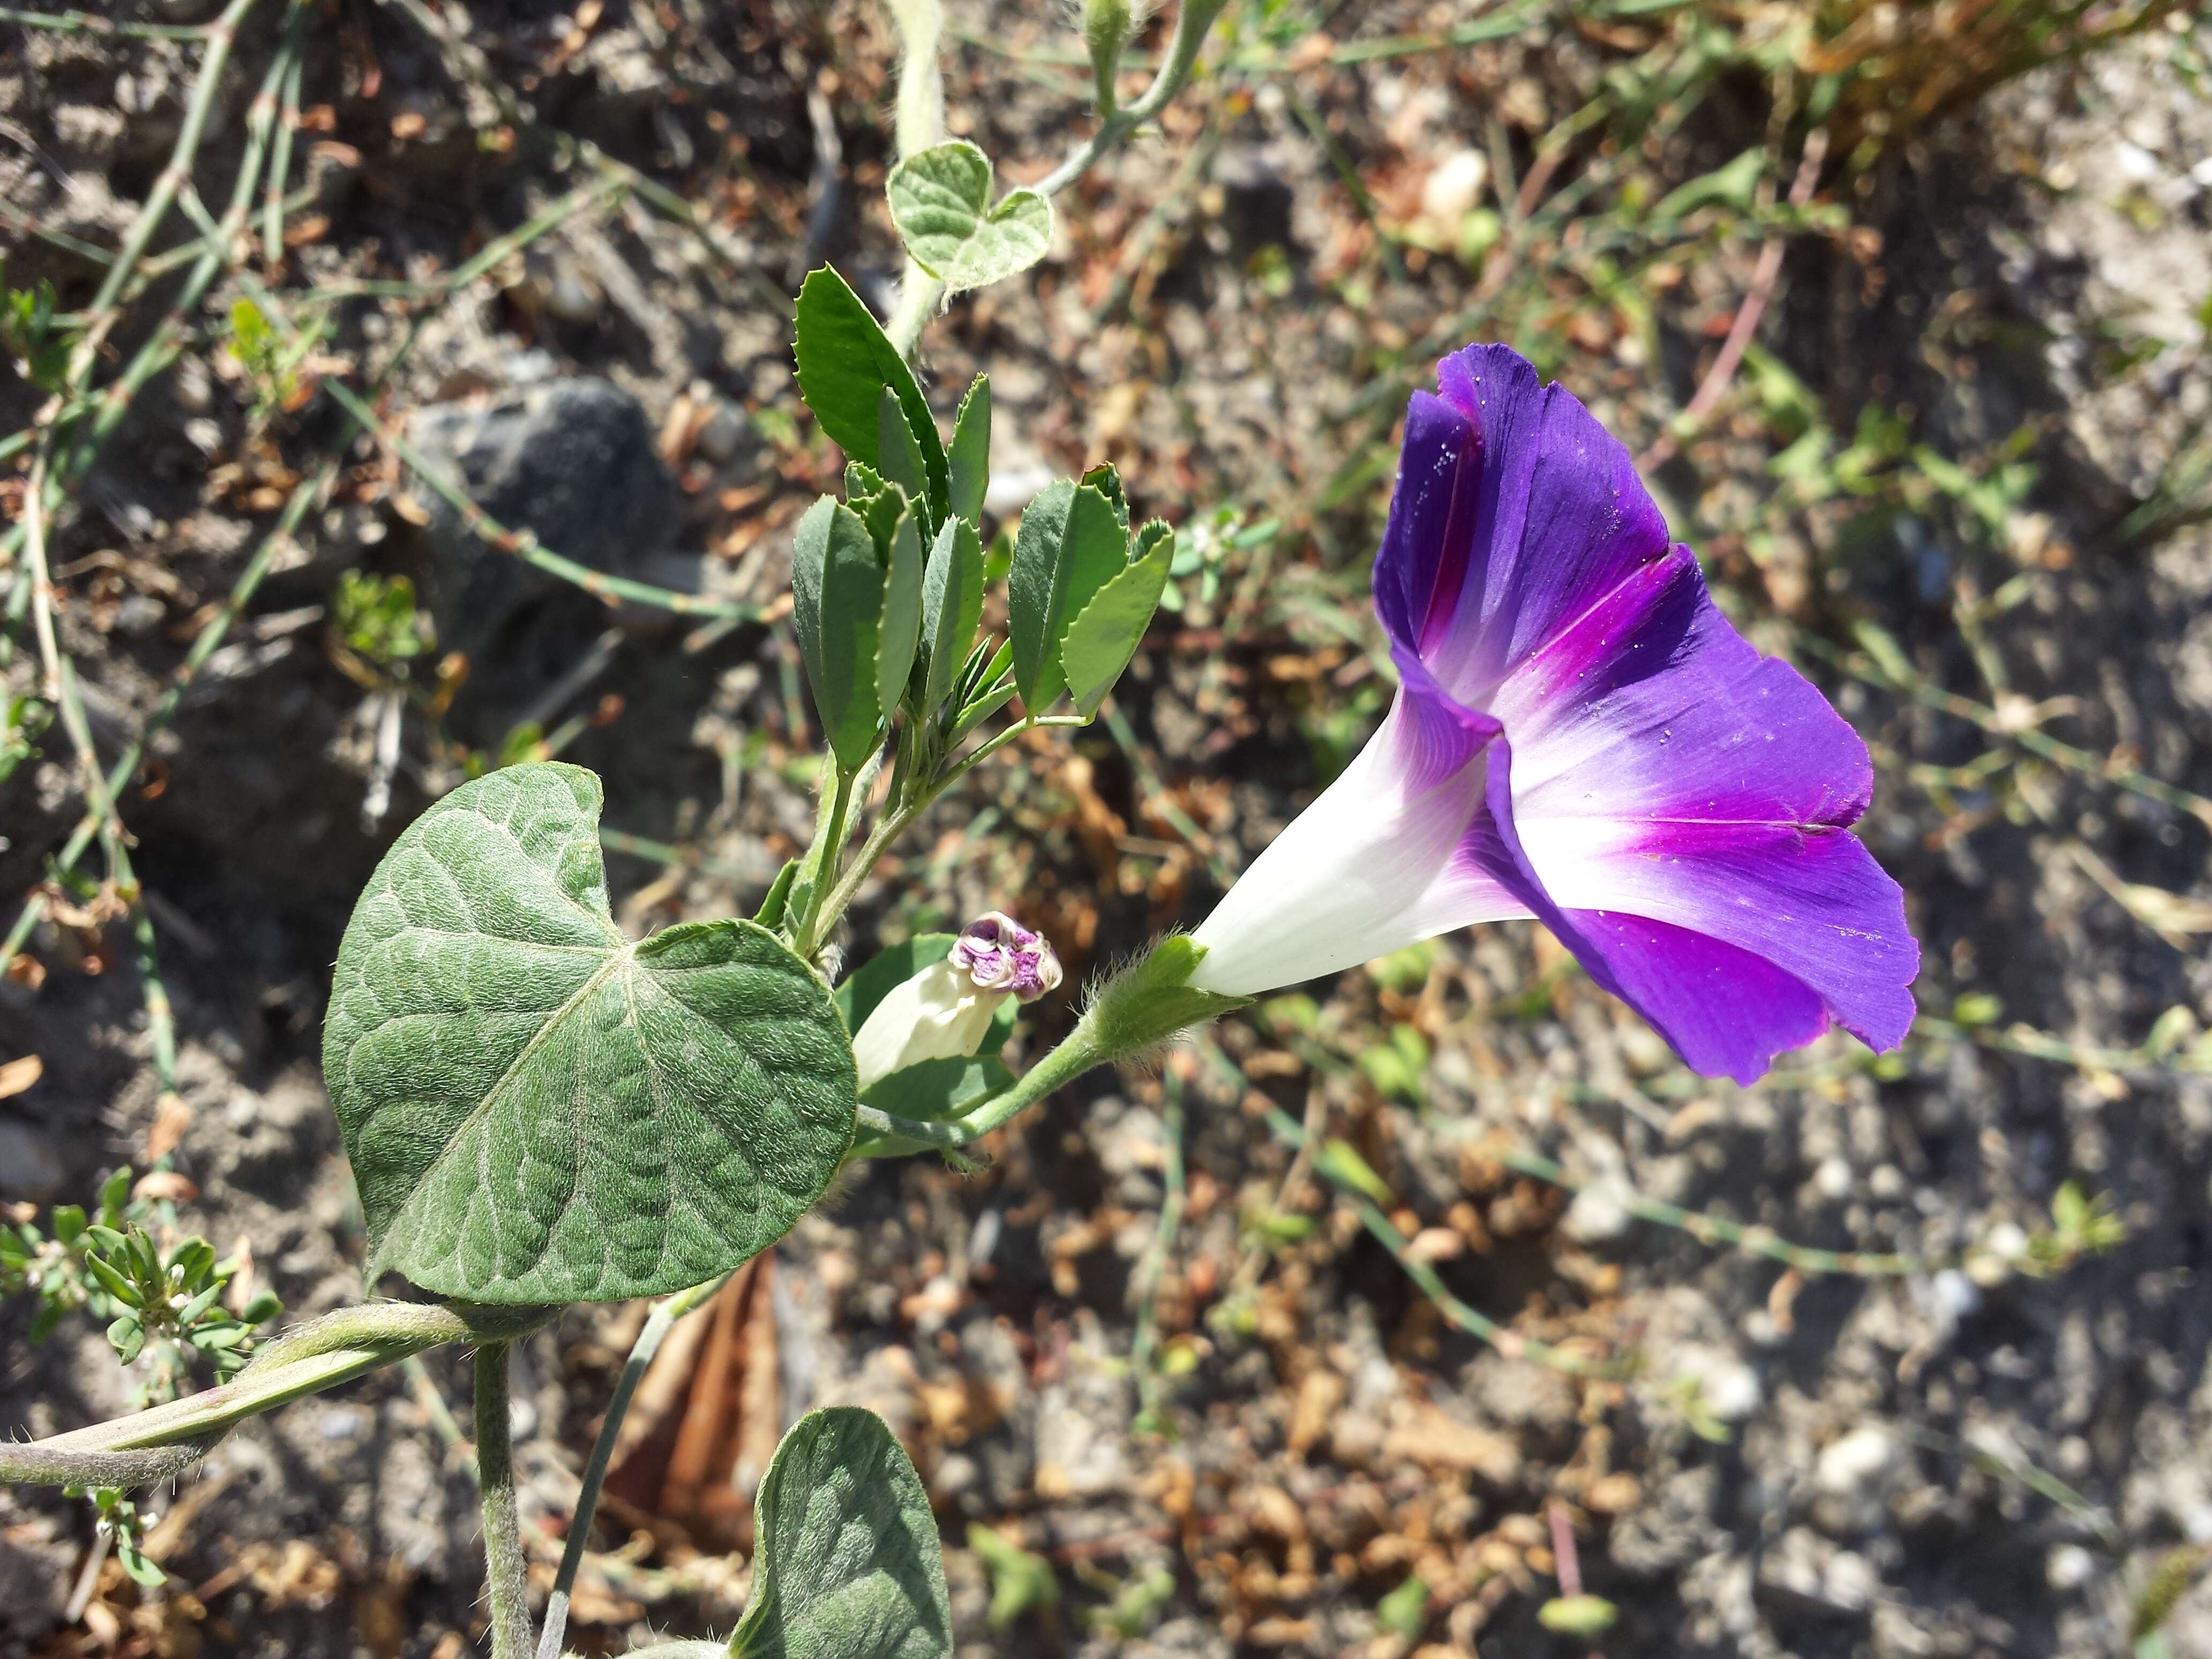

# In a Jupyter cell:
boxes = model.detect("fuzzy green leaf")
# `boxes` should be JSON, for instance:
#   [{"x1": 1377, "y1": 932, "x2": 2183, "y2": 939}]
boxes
[
  {"x1": 728, "y1": 1407, "x2": 952, "y2": 1659},
  {"x1": 885, "y1": 141, "x2": 1053, "y2": 295},
  {"x1": 793, "y1": 497, "x2": 888, "y2": 769},
  {"x1": 1060, "y1": 519, "x2": 1172, "y2": 715},
  {"x1": 1007, "y1": 481, "x2": 1129, "y2": 711},
  {"x1": 323, "y1": 764, "x2": 858, "y2": 1304},
  {"x1": 919, "y1": 518, "x2": 985, "y2": 716},
  {"x1": 947, "y1": 376, "x2": 991, "y2": 526},
  {"x1": 793, "y1": 266, "x2": 948, "y2": 518}
]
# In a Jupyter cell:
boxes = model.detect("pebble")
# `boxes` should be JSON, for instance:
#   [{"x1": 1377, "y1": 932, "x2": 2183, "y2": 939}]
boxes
[
  {"x1": 1421, "y1": 147, "x2": 1491, "y2": 222},
  {"x1": 1563, "y1": 1179, "x2": 1634, "y2": 1243},
  {"x1": 1812, "y1": 1424, "x2": 1903, "y2": 1536},
  {"x1": 2045, "y1": 1543, "x2": 2096, "y2": 1591},
  {"x1": 694, "y1": 400, "x2": 753, "y2": 465}
]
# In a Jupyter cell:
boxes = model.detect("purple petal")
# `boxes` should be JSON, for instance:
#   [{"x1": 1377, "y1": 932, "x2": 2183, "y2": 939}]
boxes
[
  {"x1": 1460, "y1": 723, "x2": 1914, "y2": 1084},
  {"x1": 1406, "y1": 346, "x2": 1673, "y2": 703},
  {"x1": 1487, "y1": 546, "x2": 1918, "y2": 1055},
  {"x1": 1497, "y1": 548, "x2": 1872, "y2": 830},
  {"x1": 1374, "y1": 390, "x2": 1481, "y2": 660}
]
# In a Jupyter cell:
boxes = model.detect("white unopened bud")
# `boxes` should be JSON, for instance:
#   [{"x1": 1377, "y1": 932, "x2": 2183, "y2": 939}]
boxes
[{"x1": 850, "y1": 913, "x2": 1062, "y2": 1093}]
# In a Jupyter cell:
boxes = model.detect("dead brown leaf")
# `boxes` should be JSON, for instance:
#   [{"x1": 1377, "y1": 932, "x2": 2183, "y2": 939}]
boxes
[{"x1": 0, "y1": 1054, "x2": 41, "y2": 1100}]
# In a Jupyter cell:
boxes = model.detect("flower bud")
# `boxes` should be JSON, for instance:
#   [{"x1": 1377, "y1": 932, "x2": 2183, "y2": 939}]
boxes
[
  {"x1": 851, "y1": 913, "x2": 1061, "y2": 1092},
  {"x1": 1083, "y1": 0, "x2": 1148, "y2": 108}
]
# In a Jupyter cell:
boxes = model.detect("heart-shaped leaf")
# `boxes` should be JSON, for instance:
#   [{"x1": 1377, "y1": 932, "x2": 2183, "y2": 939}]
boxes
[
  {"x1": 324, "y1": 764, "x2": 857, "y2": 1304},
  {"x1": 887, "y1": 141, "x2": 1053, "y2": 294},
  {"x1": 728, "y1": 1407, "x2": 952, "y2": 1659}
]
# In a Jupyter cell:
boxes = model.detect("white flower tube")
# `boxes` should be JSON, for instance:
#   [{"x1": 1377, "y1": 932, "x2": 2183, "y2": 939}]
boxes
[{"x1": 851, "y1": 913, "x2": 1062, "y2": 1093}]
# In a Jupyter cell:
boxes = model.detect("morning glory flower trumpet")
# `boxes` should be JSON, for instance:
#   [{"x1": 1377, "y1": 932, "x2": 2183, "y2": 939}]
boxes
[{"x1": 1189, "y1": 344, "x2": 1919, "y2": 1084}]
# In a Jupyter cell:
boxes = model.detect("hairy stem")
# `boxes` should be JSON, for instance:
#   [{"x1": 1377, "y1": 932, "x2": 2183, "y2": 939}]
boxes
[
  {"x1": 474, "y1": 1343, "x2": 534, "y2": 1659},
  {"x1": 0, "y1": 1303, "x2": 554, "y2": 1490},
  {"x1": 791, "y1": 762, "x2": 860, "y2": 957},
  {"x1": 881, "y1": 0, "x2": 949, "y2": 355},
  {"x1": 804, "y1": 713, "x2": 1088, "y2": 947},
  {"x1": 535, "y1": 1273, "x2": 729, "y2": 1659},
  {"x1": 883, "y1": 0, "x2": 1230, "y2": 356}
]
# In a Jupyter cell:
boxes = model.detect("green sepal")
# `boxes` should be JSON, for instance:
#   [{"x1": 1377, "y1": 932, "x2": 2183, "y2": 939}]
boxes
[{"x1": 1083, "y1": 936, "x2": 1250, "y2": 1060}]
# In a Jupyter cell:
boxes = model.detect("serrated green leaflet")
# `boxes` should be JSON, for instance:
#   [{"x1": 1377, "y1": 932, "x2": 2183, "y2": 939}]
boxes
[
  {"x1": 794, "y1": 266, "x2": 948, "y2": 519},
  {"x1": 876, "y1": 388, "x2": 933, "y2": 532},
  {"x1": 947, "y1": 376, "x2": 990, "y2": 526},
  {"x1": 323, "y1": 765, "x2": 857, "y2": 1304},
  {"x1": 1062, "y1": 519, "x2": 1174, "y2": 715},
  {"x1": 727, "y1": 1407, "x2": 952, "y2": 1659},
  {"x1": 1007, "y1": 481, "x2": 1128, "y2": 711},
  {"x1": 918, "y1": 518, "x2": 984, "y2": 716},
  {"x1": 885, "y1": 141, "x2": 1053, "y2": 295},
  {"x1": 793, "y1": 497, "x2": 886, "y2": 769},
  {"x1": 878, "y1": 506, "x2": 925, "y2": 714}
]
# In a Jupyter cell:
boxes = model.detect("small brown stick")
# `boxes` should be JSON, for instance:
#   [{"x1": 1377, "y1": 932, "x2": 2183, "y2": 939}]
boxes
[
  {"x1": 1549, "y1": 1500, "x2": 1581, "y2": 1596},
  {"x1": 1638, "y1": 128, "x2": 1829, "y2": 471}
]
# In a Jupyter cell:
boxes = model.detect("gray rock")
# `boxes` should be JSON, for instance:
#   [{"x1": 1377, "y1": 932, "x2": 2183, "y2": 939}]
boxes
[
  {"x1": 0, "y1": 1118, "x2": 64, "y2": 1200},
  {"x1": 0, "y1": 1518, "x2": 76, "y2": 1645},
  {"x1": 403, "y1": 376, "x2": 678, "y2": 655}
]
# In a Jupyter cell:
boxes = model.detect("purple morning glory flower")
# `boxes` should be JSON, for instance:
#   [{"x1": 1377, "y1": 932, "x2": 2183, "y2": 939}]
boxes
[{"x1": 1190, "y1": 344, "x2": 1919, "y2": 1084}]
